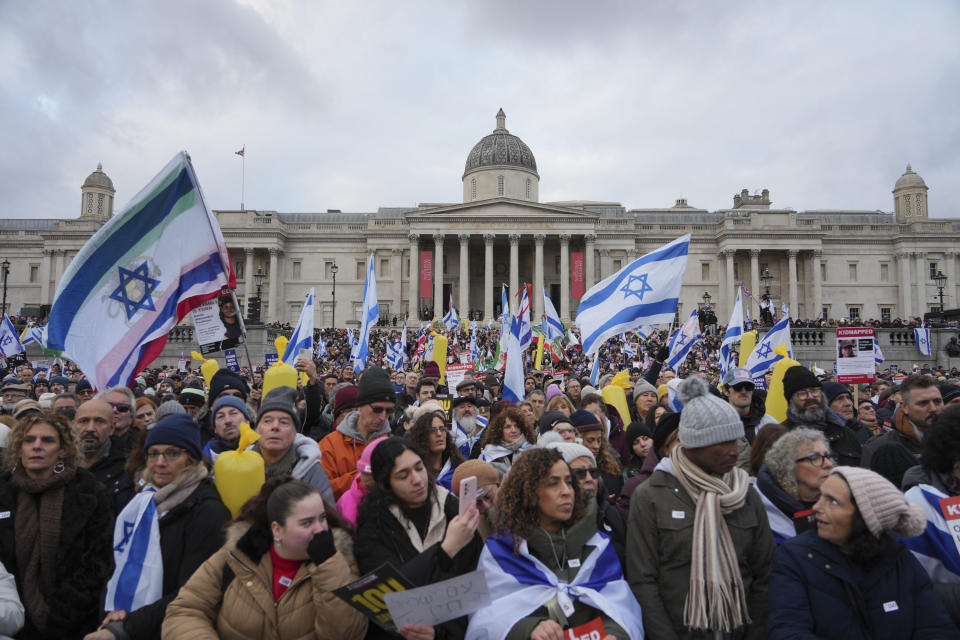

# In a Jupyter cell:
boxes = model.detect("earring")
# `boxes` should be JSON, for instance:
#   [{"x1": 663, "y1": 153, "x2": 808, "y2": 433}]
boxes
[
  {"x1": 274, "y1": 537, "x2": 281, "y2": 545},
  {"x1": 53, "y1": 460, "x2": 65, "y2": 474}
]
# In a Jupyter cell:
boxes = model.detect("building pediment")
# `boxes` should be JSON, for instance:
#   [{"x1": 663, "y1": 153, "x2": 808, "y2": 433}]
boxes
[{"x1": 405, "y1": 197, "x2": 599, "y2": 221}]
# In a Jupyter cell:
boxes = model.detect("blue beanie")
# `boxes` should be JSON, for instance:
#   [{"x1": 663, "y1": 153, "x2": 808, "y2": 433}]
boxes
[
  {"x1": 211, "y1": 395, "x2": 252, "y2": 423},
  {"x1": 144, "y1": 414, "x2": 202, "y2": 460}
]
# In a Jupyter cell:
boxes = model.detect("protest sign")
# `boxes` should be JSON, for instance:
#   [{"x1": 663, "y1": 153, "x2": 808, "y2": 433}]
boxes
[
  {"x1": 836, "y1": 327, "x2": 876, "y2": 384},
  {"x1": 223, "y1": 349, "x2": 240, "y2": 372},
  {"x1": 193, "y1": 298, "x2": 245, "y2": 355},
  {"x1": 333, "y1": 563, "x2": 414, "y2": 632},
  {"x1": 384, "y1": 570, "x2": 490, "y2": 630}
]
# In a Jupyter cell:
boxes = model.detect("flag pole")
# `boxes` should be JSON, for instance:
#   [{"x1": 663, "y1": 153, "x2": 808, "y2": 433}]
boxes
[{"x1": 240, "y1": 147, "x2": 245, "y2": 211}]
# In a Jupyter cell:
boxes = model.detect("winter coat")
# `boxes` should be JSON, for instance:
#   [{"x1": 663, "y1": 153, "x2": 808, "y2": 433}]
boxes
[
  {"x1": 355, "y1": 487, "x2": 484, "y2": 639},
  {"x1": 162, "y1": 521, "x2": 367, "y2": 640},
  {"x1": 88, "y1": 439, "x2": 137, "y2": 515},
  {"x1": 109, "y1": 479, "x2": 231, "y2": 640},
  {"x1": 0, "y1": 561, "x2": 23, "y2": 638},
  {"x1": 336, "y1": 472, "x2": 368, "y2": 527},
  {"x1": 626, "y1": 460, "x2": 776, "y2": 640},
  {"x1": 0, "y1": 468, "x2": 113, "y2": 640},
  {"x1": 319, "y1": 411, "x2": 391, "y2": 499},
  {"x1": 861, "y1": 407, "x2": 923, "y2": 469},
  {"x1": 594, "y1": 489, "x2": 627, "y2": 564},
  {"x1": 253, "y1": 434, "x2": 337, "y2": 507},
  {"x1": 768, "y1": 530, "x2": 959, "y2": 639},
  {"x1": 781, "y1": 406, "x2": 862, "y2": 468}
]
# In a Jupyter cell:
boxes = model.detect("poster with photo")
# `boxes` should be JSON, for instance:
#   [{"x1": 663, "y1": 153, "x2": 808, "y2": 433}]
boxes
[
  {"x1": 836, "y1": 327, "x2": 876, "y2": 384},
  {"x1": 194, "y1": 293, "x2": 245, "y2": 355}
]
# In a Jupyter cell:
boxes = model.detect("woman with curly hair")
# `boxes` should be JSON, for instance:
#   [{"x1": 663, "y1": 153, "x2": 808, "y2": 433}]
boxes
[
  {"x1": 480, "y1": 407, "x2": 534, "y2": 476},
  {"x1": 408, "y1": 413, "x2": 464, "y2": 491},
  {"x1": 465, "y1": 448, "x2": 642, "y2": 640}
]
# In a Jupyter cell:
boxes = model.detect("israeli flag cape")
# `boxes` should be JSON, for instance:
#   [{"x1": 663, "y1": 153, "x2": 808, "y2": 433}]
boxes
[
  {"x1": 465, "y1": 530, "x2": 644, "y2": 640},
  {"x1": 105, "y1": 488, "x2": 163, "y2": 611},
  {"x1": 452, "y1": 416, "x2": 488, "y2": 457},
  {"x1": 903, "y1": 484, "x2": 960, "y2": 584},
  {"x1": 915, "y1": 327, "x2": 932, "y2": 356},
  {"x1": 756, "y1": 487, "x2": 797, "y2": 545},
  {"x1": 666, "y1": 309, "x2": 702, "y2": 370},
  {"x1": 744, "y1": 316, "x2": 793, "y2": 377},
  {"x1": 666, "y1": 376, "x2": 685, "y2": 412},
  {"x1": 479, "y1": 441, "x2": 532, "y2": 464},
  {"x1": 720, "y1": 289, "x2": 744, "y2": 379}
]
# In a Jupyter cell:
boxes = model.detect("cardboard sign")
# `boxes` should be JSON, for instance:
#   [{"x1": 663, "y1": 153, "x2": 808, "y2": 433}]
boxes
[
  {"x1": 566, "y1": 616, "x2": 606, "y2": 640},
  {"x1": 836, "y1": 327, "x2": 876, "y2": 384},
  {"x1": 384, "y1": 570, "x2": 491, "y2": 630},
  {"x1": 193, "y1": 298, "x2": 245, "y2": 355},
  {"x1": 333, "y1": 562, "x2": 415, "y2": 632},
  {"x1": 223, "y1": 349, "x2": 240, "y2": 372}
]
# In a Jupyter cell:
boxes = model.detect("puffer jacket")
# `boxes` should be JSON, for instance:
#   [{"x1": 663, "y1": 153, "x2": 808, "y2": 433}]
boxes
[
  {"x1": 768, "y1": 530, "x2": 959, "y2": 639},
  {"x1": 319, "y1": 411, "x2": 391, "y2": 499},
  {"x1": 161, "y1": 521, "x2": 367, "y2": 640}
]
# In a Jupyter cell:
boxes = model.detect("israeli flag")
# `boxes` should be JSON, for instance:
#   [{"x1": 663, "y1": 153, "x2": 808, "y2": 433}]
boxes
[
  {"x1": 745, "y1": 307, "x2": 753, "y2": 331},
  {"x1": 874, "y1": 337, "x2": 885, "y2": 365},
  {"x1": 915, "y1": 327, "x2": 932, "y2": 356},
  {"x1": 386, "y1": 341, "x2": 404, "y2": 371},
  {"x1": 105, "y1": 489, "x2": 163, "y2": 612},
  {"x1": 666, "y1": 309, "x2": 703, "y2": 370},
  {"x1": 576, "y1": 234, "x2": 690, "y2": 356},
  {"x1": 347, "y1": 328, "x2": 357, "y2": 359},
  {"x1": 443, "y1": 301, "x2": 459, "y2": 332},
  {"x1": 501, "y1": 313, "x2": 526, "y2": 402},
  {"x1": 466, "y1": 531, "x2": 645, "y2": 640},
  {"x1": 281, "y1": 288, "x2": 314, "y2": 366},
  {"x1": 516, "y1": 286, "x2": 532, "y2": 350},
  {"x1": 720, "y1": 289, "x2": 744, "y2": 379},
  {"x1": 781, "y1": 302, "x2": 790, "y2": 316},
  {"x1": 590, "y1": 350, "x2": 601, "y2": 386},
  {"x1": 543, "y1": 291, "x2": 565, "y2": 341},
  {"x1": 354, "y1": 255, "x2": 379, "y2": 373},
  {"x1": 315, "y1": 337, "x2": 327, "y2": 359},
  {"x1": 469, "y1": 329, "x2": 478, "y2": 363},
  {"x1": 20, "y1": 324, "x2": 44, "y2": 347},
  {"x1": 0, "y1": 315, "x2": 24, "y2": 357},
  {"x1": 666, "y1": 376, "x2": 685, "y2": 412},
  {"x1": 744, "y1": 316, "x2": 793, "y2": 376},
  {"x1": 499, "y1": 285, "x2": 509, "y2": 322},
  {"x1": 622, "y1": 333, "x2": 636, "y2": 358},
  {"x1": 903, "y1": 484, "x2": 960, "y2": 585}
]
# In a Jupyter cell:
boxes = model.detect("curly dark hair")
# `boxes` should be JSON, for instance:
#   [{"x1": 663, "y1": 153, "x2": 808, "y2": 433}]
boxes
[
  {"x1": 494, "y1": 448, "x2": 586, "y2": 553},
  {"x1": 482, "y1": 407, "x2": 535, "y2": 448},
  {"x1": 920, "y1": 404, "x2": 960, "y2": 474},
  {"x1": 4, "y1": 411, "x2": 78, "y2": 472},
  {"x1": 239, "y1": 476, "x2": 353, "y2": 534},
  {"x1": 356, "y1": 437, "x2": 436, "y2": 527},
  {"x1": 408, "y1": 413, "x2": 464, "y2": 472}
]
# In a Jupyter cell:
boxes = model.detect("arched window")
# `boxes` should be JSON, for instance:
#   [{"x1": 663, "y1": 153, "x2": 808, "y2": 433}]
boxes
[{"x1": 497, "y1": 175, "x2": 504, "y2": 196}]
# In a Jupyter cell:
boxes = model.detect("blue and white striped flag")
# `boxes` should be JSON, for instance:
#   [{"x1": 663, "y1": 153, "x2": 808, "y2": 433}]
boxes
[
  {"x1": 576, "y1": 235, "x2": 690, "y2": 356},
  {"x1": 622, "y1": 333, "x2": 636, "y2": 358},
  {"x1": 874, "y1": 337, "x2": 885, "y2": 365},
  {"x1": 499, "y1": 285, "x2": 509, "y2": 323},
  {"x1": 443, "y1": 301, "x2": 459, "y2": 332},
  {"x1": 543, "y1": 292, "x2": 565, "y2": 341},
  {"x1": 469, "y1": 330, "x2": 478, "y2": 364},
  {"x1": 104, "y1": 488, "x2": 163, "y2": 611},
  {"x1": 516, "y1": 286, "x2": 532, "y2": 350},
  {"x1": 744, "y1": 316, "x2": 793, "y2": 377},
  {"x1": 386, "y1": 341, "x2": 404, "y2": 371},
  {"x1": 20, "y1": 324, "x2": 44, "y2": 347},
  {"x1": 315, "y1": 337, "x2": 327, "y2": 359},
  {"x1": 666, "y1": 309, "x2": 703, "y2": 370},
  {"x1": 781, "y1": 303, "x2": 789, "y2": 316},
  {"x1": 347, "y1": 328, "x2": 357, "y2": 360},
  {"x1": 501, "y1": 313, "x2": 526, "y2": 402},
  {"x1": 903, "y1": 484, "x2": 960, "y2": 586},
  {"x1": 281, "y1": 289, "x2": 314, "y2": 366},
  {"x1": 720, "y1": 289, "x2": 744, "y2": 379},
  {"x1": 666, "y1": 377, "x2": 685, "y2": 412},
  {"x1": 0, "y1": 315, "x2": 25, "y2": 357},
  {"x1": 915, "y1": 325, "x2": 932, "y2": 356},
  {"x1": 353, "y1": 255, "x2": 379, "y2": 373},
  {"x1": 744, "y1": 308, "x2": 753, "y2": 331},
  {"x1": 590, "y1": 350, "x2": 601, "y2": 386}
]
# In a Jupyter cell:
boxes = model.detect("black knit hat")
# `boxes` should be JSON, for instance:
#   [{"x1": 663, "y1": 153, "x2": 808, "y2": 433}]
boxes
[
  {"x1": 209, "y1": 368, "x2": 249, "y2": 401},
  {"x1": 145, "y1": 414, "x2": 202, "y2": 460},
  {"x1": 625, "y1": 420, "x2": 653, "y2": 447},
  {"x1": 257, "y1": 387, "x2": 299, "y2": 426},
  {"x1": 782, "y1": 365, "x2": 822, "y2": 403},
  {"x1": 355, "y1": 367, "x2": 396, "y2": 407}
]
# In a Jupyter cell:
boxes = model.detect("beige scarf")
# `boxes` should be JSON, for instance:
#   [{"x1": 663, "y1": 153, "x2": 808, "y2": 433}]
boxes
[
  {"x1": 670, "y1": 446, "x2": 751, "y2": 632},
  {"x1": 149, "y1": 464, "x2": 208, "y2": 515},
  {"x1": 388, "y1": 486, "x2": 450, "y2": 552}
]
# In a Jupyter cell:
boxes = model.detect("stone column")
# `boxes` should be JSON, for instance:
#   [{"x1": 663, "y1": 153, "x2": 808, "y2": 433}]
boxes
[
  {"x1": 243, "y1": 248, "x2": 255, "y2": 308},
  {"x1": 458, "y1": 234, "x2": 470, "y2": 319},
  {"x1": 599, "y1": 249, "x2": 611, "y2": 281},
  {"x1": 912, "y1": 251, "x2": 926, "y2": 316},
  {"x1": 509, "y1": 234, "x2": 520, "y2": 314},
  {"x1": 408, "y1": 234, "x2": 419, "y2": 320},
  {"x1": 812, "y1": 250, "x2": 823, "y2": 319},
  {"x1": 40, "y1": 249, "x2": 53, "y2": 304},
  {"x1": 724, "y1": 249, "x2": 736, "y2": 319},
  {"x1": 896, "y1": 252, "x2": 912, "y2": 319},
  {"x1": 534, "y1": 234, "x2": 545, "y2": 320},
  {"x1": 392, "y1": 248, "x2": 403, "y2": 318},
  {"x1": 483, "y1": 234, "x2": 494, "y2": 323},
  {"x1": 268, "y1": 248, "x2": 280, "y2": 322},
  {"x1": 52, "y1": 250, "x2": 64, "y2": 287},
  {"x1": 946, "y1": 250, "x2": 958, "y2": 309},
  {"x1": 788, "y1": 249, "x2": 799, "y2": 317},
  {"x1": 750, "y1": 249, "x2": 760, "y2": 302},
  {"x1": 559, "y1": 234, "x2": 571, "y2": 321},
  {"x1": 433, "y1": 233, "x2": 444, "y2": 317},
  {"x1": 584, "y1": 234, "x2": 596, "y2": 289}
]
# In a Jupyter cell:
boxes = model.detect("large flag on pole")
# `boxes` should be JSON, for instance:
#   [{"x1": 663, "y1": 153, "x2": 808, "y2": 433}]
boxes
[
  {"x1": 915, "y1": 323, "x2": 932, "y2": 356},
  {"x1": 353, "y1": 255, "x2": 379, "y2": 373},
  {"x1": 0, "y1": 315, "x2": 25, "y2": 357},
  {"x1": 281, "y1": 289, "x2": 315, "y2": 365},
  {"x1": 515, "y1": 285, "x2": 532, "y2": 350},
  {"x1": 543, "y1": 291, "x2": 565, "y2": 341},
  {"x1": 43, "y1": 152, "x2": 234, "y2": 389},
  {"x1": 666, "y1": 309, "x2": 703, "y2": 370},
  {"x1": 576, "y1": 235, "x2": 690, "y2": 356},
  {"x1": 501, "y1": 314, "x2": 526, "y2": 402},
  {"x1": 443, "y1": 300, "x2": 459, "y2": 332},
  {"x1": 720, "y1": 289, "x2": 744, "y2": 379},
  {"x1": 20, "y1": 324, "x2": 44, "y2": 347},
  {"x1": 744, "y1": 316, "x2": 793, "y2": 377}
]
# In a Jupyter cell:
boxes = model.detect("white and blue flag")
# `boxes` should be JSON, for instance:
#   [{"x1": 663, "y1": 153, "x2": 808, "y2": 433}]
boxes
[
  {"x1": 281, "y1": 288, "x2": 314, "y2": 366},
  {"x1": 0, "y1": 315, "x2": 24, "y2": 357},
  {"x1": 576, "y1": 234, "x2": 690, "y2": 357},
  {"x1": 589, "y1": 350, "x2": 601, "y2": 386},
  {"x1": 20, "y1": 323, "x2": 44, "y2": 347},
  {"x1": 386, "y1": 341, "x2": 404, "y2": 371},
  {"x1": 666, "y1": 309, "x2": 702, "y2": 370},
  {"x1": 443, "y1": 301, "x2": 459, "y2": 332},
  {"x1": 501, "y1": 313, "x2": 526, "y2": 402},
  {"x1": 874, "y1": 337, "x2": 885, "y2": 365},
  {"x1": 915, "y1": 325, "x2": 932, "y2": 356},
  {"x1": 903, "y1": 484, "x2": 960, "y2": 586},
  {"x1": 347, "y1": 328, "x2": 357, "y2": 360},
  {"x1": 744, "y1": 316, "x2": 793, "y2": 377},
  {"x1": 353, "y1": 255, "x2": 379, "y2": 373},
  {"x1": 105, "y1": 489, "x2": 163, "y2": 612},
  {"x1": 516, "y1": 286, "x2": 532, "y2": 350},
  {"x1": 744, "y1": 307, "x2": 753, "y2": 331},
  {"x1": 315, "y1": 336, "x2": 327, "y2": 359},
  {"x1": 720, "y1": 289, "x2": 744, "y2": 379},
  {"x1": 543, "y1": 292, "x2": 565, "y2": 341},
  {"x1": 499, "y1": 285, "x2": 509, "y2": 323}
]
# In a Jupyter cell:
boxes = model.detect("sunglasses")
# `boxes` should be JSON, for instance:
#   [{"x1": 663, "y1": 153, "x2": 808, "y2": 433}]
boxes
[
  {"x1": 572, "y1": 467, "x2": 599, "y2": 480},
  {"x1": 109, "y1": 403, "x2": 131, "y2": 413},
  {"x1": 368, "y1": 405, "x2": 392, "y2": 414}
]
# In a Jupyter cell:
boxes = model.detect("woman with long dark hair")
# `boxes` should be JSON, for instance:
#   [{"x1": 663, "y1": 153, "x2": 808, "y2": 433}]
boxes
[
  {"x1": 407, "y1": 413, "x2": 464, "y2": 491},
  {"x1": 479, "y1": 407, "x2": 534, "y2": 475}
]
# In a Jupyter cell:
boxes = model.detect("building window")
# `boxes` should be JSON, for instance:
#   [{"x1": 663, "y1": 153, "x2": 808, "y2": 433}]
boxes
[
  {"x1": 356, "y1": 262, "x2": 364, "y2": 280},
  {"x1": 324, "y1": 262, "x2": 334, "y2": 279},
  {"x1": 353, "y1": 303, "x2": 362, "y2": 321},
  {"x1": 930, "y1": 262, "x2": 939, "y2": 279},
  {"x1": 471, "y1": 178, "x2": 477, "y2": 200},
  {"x1": 292, "y1": 261, "x2": 301, "y2": 280},
  {"x1": 235, "y1": 260, "x2": 244, "y2": 280},
  {"x1": 848, "y1": 263, "x2": 857, "y2": 281},
  {"x1": 497, "y1": 175, "x2": 504, "y2": 196},
  {"x1": 320, "y1": 302, "x2": 333, "y2": 326},
  {"x1": 378, "y1": 303, "x2": 390, "y2": 318},
  {"x1": 916, "y1": 194, "x2": 923, "y2": 216},
  {"x1": 701, "y1": 263, "x2": 711, "y2": 281},
  {"x1": 289, "y1": 303, "x2": 302, "y2": 321},
  {"x1": 880, "y1": 263, "x2": 889, "y2": 282},
  {"x1": 613, "y1": 259, "x2": 622, "y2": 272},
  {"x1": 880, "y1": 307, "x2": 892, "y2": 322},
  {"x1": 29, "y1": 265, "x2": 38, "y2": 283},
  {"x1": 848, "y1": 306, "x2": 861, "y2": 320},
  {"x1": 821, "y1": 306, "x2": 830, "y2": 320},
  {"x1": 821, "y1": 262, "x2": 827, "y2": 282},
  {"x1": 380, "y1": 259, "x2": 388, "y2": 277},
  {"x1": 525, "y1": 178, "x2": 531, "y2": 199}
]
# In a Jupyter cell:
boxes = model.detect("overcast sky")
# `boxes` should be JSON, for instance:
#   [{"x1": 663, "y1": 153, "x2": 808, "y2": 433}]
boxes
[{"x1": 3, "y1": 1, "x2": 958, "y2": 219}]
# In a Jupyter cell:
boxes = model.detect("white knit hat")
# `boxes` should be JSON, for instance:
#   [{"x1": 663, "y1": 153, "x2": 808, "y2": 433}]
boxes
[
  {"x1": 831, "y1": 466, "x2": 926, "y2": 538},
  {"x1": 677, "y1": 376, "x2": 744, "y2": 448}
]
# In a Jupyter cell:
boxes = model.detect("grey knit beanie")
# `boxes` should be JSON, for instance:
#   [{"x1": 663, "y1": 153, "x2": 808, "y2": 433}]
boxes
[
  {"x1": 677, "y1": 376, "x2": 744, "y2": 448},
  {"x1": 153, "y1": 400, "x2": 187, "y2": 426},
  {"x1": 831, "y1": 466, "x2": 926, "y2": 538},
  {"x1": 546, "y1": 441, "x2": 596, "y2": 466},
  {"x1": 633, "y1": 379, "x2": 657, "y2": 398}
]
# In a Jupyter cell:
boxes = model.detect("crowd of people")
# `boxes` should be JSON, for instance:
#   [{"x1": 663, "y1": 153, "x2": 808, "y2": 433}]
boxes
[{"x1": 2, "y1": 327, "x2": 960, "y2": 638}]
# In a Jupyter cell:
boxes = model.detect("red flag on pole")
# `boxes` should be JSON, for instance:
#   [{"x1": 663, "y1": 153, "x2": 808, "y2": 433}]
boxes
[{"x1": 235, "y1": 146, "x2": 245, "y2": 157}]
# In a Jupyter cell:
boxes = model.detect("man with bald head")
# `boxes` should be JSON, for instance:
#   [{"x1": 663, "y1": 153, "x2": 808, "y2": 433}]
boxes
[{"x1": 74, "y1": 399, "x2": 135, "y2": 514}]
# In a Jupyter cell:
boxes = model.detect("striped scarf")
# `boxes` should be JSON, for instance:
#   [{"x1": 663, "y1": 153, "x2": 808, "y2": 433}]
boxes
[{"x1": 671, "y1": 446, "x2": 751, "y2": 632}]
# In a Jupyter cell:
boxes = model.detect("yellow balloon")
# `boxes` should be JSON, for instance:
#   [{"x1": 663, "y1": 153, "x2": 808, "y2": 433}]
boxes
[
  {"x1": 214, "y1": 423, "x2": 265, "y2": 518},
  {"x1": 602, "y1": 384, "x2": 631, "y2": 427},
  {"x1": 763, "y1": 344, "x2": 800, "y2": 424},
  {"x1": 610, "y1": 370, "x2": 633, "y2": 390},
  {"x1": 200, "y1": 359, "x2": 220, "y2": 388},
  {"x1": 190, "y1": 351, "x2": 205, "y2": 362},
  {"x1": 431, "y1": 334, "x2": 448, "y2": 385},
  {"x1": 262, "y1": 362, "x2": 298, "y2": 400},
  {"x1": 738, "y1": 330, "x2": 757, "y2": 368},
  {"x1": 274, "y1": 336, "x2": 289, "y2": 360}
]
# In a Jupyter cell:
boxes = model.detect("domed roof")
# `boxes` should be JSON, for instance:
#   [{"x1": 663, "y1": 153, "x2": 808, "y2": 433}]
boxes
[
  {"x1": 463, "y1": 109, "x2": 538, "y2": 178},
  {"x1": 82, "y1": 163, "x2": 114, "y2": 191},
  {"x1": 894, "y1": 163, "x2": 927, "y2": 191}
]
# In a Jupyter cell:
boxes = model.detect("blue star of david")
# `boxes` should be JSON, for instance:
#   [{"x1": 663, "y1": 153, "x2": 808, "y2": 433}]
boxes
[
  {"x1": 675, "y1": 333, "x2": 687, "y2": 346},
  {"x1": 621, "y1": 273, "x2": 654, "y2": 301},
  {"x1": 110, "y1": 262, "x2": 160, "y2": 320},
  {"x1": 756, "y1": 343, "x2": 773, "y2": 359}
]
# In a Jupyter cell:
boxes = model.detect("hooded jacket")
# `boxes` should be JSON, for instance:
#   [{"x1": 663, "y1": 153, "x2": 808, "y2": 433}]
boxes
[
  {"x1": 319, "y1": 410, "x2": 391, "y2": 500},
  {"x1": 161, "y1": 521, "x2": 367, "y2": 640}
]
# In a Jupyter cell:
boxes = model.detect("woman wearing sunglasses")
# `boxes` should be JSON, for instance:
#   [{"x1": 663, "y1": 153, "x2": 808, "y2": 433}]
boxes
[{"x1": 755, "y1": 428, "x2": 835, "y2": 545}]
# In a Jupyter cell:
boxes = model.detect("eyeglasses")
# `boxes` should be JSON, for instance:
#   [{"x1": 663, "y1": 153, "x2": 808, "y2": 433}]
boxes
[
  {"x1": 795, "y1": 453, "x2": 837, "y2": 468},
  {"x1": 368, "y1": 405, "x2": 392, "y2": 414},
  {"x1": 730, "y1": 383, "x2": 754, "y2": 392},
  {"x1": 430, "y1": 426, "x2": 447, "y2": 434},
  {"x1": 572, "y1": 467, "x2": 599, "y2": 480},
  {"x1": 793, "y1": 388, "x2": 822, "y2": 400},
  {"x1": 109, "y1": 403, "x2": 132, "y2": 413},
  {"x1": 147, "y1": 448, "x2": 185, "y2": 462}
]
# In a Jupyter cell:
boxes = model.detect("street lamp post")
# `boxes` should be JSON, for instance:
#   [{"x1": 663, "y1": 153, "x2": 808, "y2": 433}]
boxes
[
  {"x1": 0, "y1": 259, "x2": 9, "y2": 318},
  {"x1": 933, "y1": 269, "x2": 947, "y2": 311},
  {"x1": 760, "y1": 268, "x2": 773, "y2": 296},
  {"x1": 760, "y1": 268, "x2": 774, "y2": 326},
  {"x1": 253, "y1": 267, "x2": 265, "y2": 323},
  {"x1": 331, "y1": 263, "x2": 339, "y2": 328}
]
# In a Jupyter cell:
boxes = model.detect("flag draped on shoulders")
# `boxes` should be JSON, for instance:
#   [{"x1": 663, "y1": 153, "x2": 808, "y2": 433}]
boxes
[
  {"x1": 903, "y1": 484, "x2": 960, "y2": 585},
  {"x1": 44, "y1": 152, "x2": 234, "y2": 389},
  {"x1": 576, "y1": 234, "x2": 690, "y2": 357},
  {"x1": 104, "y1": 488, "x2": 163, "y2": 612},
  {"x1": 281, "y1": 288, "x2": 314, "y2": 365}
]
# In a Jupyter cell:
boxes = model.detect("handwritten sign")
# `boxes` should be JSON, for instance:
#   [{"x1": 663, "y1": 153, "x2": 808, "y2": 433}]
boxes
[
  {"x1": 333, "y1": 562, "x2": 414, "y2": 632},
  {"x1": 384, "y1": 570, "x2": 490, "y2": 629}
]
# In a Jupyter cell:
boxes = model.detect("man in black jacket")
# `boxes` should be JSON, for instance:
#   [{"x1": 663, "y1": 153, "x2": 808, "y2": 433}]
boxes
[
  {"x1": 779, "y1": 366, "x2": 863, "y2": 467},
  {"x1": 74, "y1": 398, "x2": 136, "y2": 515}
]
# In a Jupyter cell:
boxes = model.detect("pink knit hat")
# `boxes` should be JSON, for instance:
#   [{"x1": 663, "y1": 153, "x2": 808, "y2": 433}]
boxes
[
  {"x1": 545, "y1": 384, "x2": 564, "y2": 402},
  {"x1": 357, "y1": 437, "x2": 387, "y2": 474},
  {"x1": 831, "y1": 466, "x2": 925, "y2": 538}
]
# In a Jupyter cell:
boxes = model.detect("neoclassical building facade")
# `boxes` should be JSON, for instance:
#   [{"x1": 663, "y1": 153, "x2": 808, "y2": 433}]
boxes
[{"x1": 2, "y1": 110, "x2": 958, "y2": 329}]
